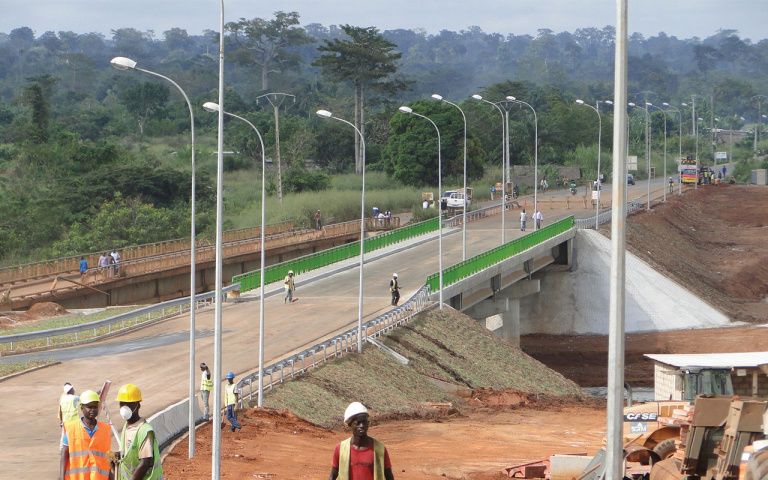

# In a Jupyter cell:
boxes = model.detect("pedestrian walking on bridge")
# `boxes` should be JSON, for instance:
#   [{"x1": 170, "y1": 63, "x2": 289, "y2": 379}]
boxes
[
  {"x1": 284, "y1": 270, "x2": 295, "y2": 303},
  {"x1": 225, "y1": 372, "x2": 242, "y2": 432},
  {"x1": 520, "y1": 209, "x2": 528, "y2": 231},
  {"x1": 389, "y1": 273, "x2": 400, "y2": 306},
  {"x1": 59, "y1": 383, "x2": 80, "y2": 452}
]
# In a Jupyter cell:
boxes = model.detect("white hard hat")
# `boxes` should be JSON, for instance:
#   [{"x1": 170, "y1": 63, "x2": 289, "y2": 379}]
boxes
[
  {"x1": 288, "y1": 270, "x2": 294, "y2": 275},
  {"x1": 393, "y1": 273, "x2": 398, "y2": 278},
  {"x1": 63, "y1": 383, "x2": 73, "y2": 393},
  {"x1": 344, "y1": 402, "x2": 369, "y2": 424}
]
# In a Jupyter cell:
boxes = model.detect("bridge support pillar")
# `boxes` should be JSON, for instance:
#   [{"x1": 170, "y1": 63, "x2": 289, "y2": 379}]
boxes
[{"x1": 463, "y1": 279, "x2": 540, "y2": 348}]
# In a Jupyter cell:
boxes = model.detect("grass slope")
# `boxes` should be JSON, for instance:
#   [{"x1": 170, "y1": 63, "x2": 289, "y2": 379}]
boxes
[{"x1": 262, "y1": 307, "x2": 585, "y2": 428}]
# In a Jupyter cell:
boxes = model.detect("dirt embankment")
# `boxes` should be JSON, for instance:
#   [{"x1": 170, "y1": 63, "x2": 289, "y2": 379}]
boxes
[{"x1": 522, "y1": 185, "x2": 768, "y2": 387}]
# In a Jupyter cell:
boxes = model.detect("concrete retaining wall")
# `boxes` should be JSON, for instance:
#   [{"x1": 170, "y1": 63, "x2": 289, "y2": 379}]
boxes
[
  {"x1": 520, "y1": 229, "x2": 732, "y2": 334},
  {"x1": 148, "y1": 395, "x2": 204, "y2": 449}
]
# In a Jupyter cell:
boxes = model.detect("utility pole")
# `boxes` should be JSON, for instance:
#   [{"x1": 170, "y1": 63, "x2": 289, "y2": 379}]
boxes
[
  {"x1": 750, "y1": 95, "x2": 766, "y2": 154},
  {"x1": 257, "y1": 93, "x2": 296, "y2": 202}
]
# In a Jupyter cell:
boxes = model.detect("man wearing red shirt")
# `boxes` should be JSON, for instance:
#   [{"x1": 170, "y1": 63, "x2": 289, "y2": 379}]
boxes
[{"x1": 329, "y1": 402, "x2": 394, "y2": 480}]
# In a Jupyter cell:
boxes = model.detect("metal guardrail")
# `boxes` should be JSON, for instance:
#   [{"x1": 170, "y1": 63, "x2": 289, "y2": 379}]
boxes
[
  {"x1": 426, "y1": 216, "x2": 575, "y2": 291},
  {"x1": 0, "y1": 284, "x2": 239, "y2": 352},
  {"x1": 234, "y1": 216, "x2": 440, "y2": 293},
  {"x1": 0, "y1": 221, "x2": 294, "y2": 285},
  {"x1": 235, "y1": 284, "x2": 433, "y2": 402},
  {"x1": 573, "y1": 200, "x2": 645, "y2": 229}
]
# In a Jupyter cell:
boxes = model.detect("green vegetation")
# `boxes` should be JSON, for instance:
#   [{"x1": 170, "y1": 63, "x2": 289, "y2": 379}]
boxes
[
  {"x1": 1, "y1": 19, "x2": 766, "y2": 266},
  {"x1": 262, "y1": 308, "x2": 586, "y2": 428},
  {"x1": 0, "y1": 360, "x2": 54, "y2": 378}
]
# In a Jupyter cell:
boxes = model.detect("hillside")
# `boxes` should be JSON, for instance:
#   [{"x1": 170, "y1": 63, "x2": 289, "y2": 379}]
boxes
[{"x1": 260, "y1": 307, "x2": 586, "y2": 429}]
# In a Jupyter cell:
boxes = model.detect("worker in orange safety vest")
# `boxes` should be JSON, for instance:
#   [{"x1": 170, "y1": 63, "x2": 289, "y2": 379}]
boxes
[{"x1": 60, "y1": 389, "x2": 113, "y2": 480}]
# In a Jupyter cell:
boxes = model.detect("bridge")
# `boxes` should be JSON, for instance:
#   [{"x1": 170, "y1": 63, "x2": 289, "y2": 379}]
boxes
[{"x1": 0, "y1": 179, "x2": 722, "y2": 478}]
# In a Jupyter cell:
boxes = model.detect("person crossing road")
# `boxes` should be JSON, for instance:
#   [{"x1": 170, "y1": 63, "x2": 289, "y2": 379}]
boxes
[{"x1": 389, "y1": 274, "x2": 400, "y2": 306}]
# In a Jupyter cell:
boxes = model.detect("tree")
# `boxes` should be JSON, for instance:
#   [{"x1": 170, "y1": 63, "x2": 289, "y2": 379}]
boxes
[
  {"x1": 121, "y1": 82, "x2": 170, "y2": 139},
  {"x1": 21, "y1": 74, "x2": 58, "y2": 144},
  {"x1": 313, "y1": 25, "x2": 408, "y2": 173},
  {"x1": 225, "y1": 11, "x2": 313, "y2": 90}
]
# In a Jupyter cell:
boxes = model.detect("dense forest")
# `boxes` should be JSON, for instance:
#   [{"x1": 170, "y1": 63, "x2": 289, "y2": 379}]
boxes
[{"x1": 1, "y1": 15, "x2": 767, "y2": 264}]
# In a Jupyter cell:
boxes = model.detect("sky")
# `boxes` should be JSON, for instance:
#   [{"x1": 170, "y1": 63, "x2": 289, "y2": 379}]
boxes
[{"x1": 4, "y1": 0, "x2": 767, "y2": 42}]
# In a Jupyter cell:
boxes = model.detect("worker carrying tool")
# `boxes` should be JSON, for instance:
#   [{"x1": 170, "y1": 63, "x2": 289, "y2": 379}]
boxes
[{"x1": 60, "y1": 389, "x2": 114, "y2": 480}]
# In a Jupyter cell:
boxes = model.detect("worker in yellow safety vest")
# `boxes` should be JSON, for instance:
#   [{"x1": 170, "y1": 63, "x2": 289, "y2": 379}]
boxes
[
  {"x1": 199, "y1": 362, "x2": 212, "y2": 421},
  {"x1": 60, "y1": 389, "x2": 113, "y2": 480},
  {"x1": 284, "y1": 270, "x2": 295, "y2": 303},
  {"x1": 59, "y1": 383, "x2": 80, "y2": 451},
  {"x1": 115, "y1": 384, "x2": 163, "y2": 480},
  {"x1": 328, "y1": 402, "x2": 395, "y2": 480}
]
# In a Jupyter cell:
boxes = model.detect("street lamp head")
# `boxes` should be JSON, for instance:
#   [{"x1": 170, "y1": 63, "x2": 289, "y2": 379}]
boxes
[
  {"x1": 681, "y1": 103, "x2": 689, "y2": 107},
  {"x1": 662, "y1": 102, "x2": 670, "y2": 106},
  {"x1": 628, "y1": 102, "x2": 636, "y2": 107},
  {"x1": 604, "y1": 100, "x2": 613, "y2": 105},
  {"x1": 110, "y1": 56, "x2": 137, "y2": 70},
  {"x1": 697, "y1": 117, "x2": 704, "y2": 121},
  {"x1": 316, "y1": 109, "x2": 333, "y2": 118},
  {"x1": 202, "y1": 102, "x2": 220, "y2": 113},
  {"x1": 471, "y1": 94, "x2": 483, "y2": 100},
  {"x1": 398, "y1": 106, "x2": 413, "y2": 114},
  {"x1": 575, "y1": 99, "x2": 585, "y2": 105},
  {"x1": 646, "y1": 102, "x2": 653, "y2": 106},
  {"x1": 506, "y1": 96, "x2": 516, "y2": 101},
  {"x1": 431, "y1": 94, "x2": 443, "y2": 101}
]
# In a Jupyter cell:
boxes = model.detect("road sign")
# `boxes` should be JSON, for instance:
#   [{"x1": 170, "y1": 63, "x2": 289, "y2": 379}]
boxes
[
  {"x1": 627, "y1": 156, "x2": 638, "y2": 170},
  {"x1": 715, "y1": 152, "x2": 727, "y2": 160}
]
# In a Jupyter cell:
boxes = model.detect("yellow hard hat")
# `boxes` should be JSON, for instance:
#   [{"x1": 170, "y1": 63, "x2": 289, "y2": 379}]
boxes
[
  {"x1": 80, "y1": 390, "x2": 100, "y2": 405},
  {"x1": 115, "y1": 384, "x2": 142, "y2": 402}
]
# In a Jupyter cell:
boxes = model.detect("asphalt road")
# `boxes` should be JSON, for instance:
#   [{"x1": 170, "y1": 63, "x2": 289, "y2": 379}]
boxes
[{"x1": 0, "y1": 179, "x2": 675, "y2": 478}]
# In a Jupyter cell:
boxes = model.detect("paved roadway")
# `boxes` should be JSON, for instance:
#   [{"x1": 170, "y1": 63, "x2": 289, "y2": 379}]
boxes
[{"x1": 0, "y1": 180, "x2": 673, "y2": 478}]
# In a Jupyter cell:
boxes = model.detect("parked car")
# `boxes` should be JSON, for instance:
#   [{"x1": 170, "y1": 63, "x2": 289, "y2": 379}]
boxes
[
  {"x1": 628, "y1": 174, "x2": 636, "y2": 185},
  {"x1": 446, "y1": 192, "x2": 471, "y2": 208}
]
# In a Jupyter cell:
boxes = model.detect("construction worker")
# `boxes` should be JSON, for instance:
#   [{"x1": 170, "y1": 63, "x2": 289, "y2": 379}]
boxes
[
  {"x1": 59, "y1": 383, "x2": 80, "y2": 452},
  {"x1": 284, "y1": 270, "x2": 295, "y2": 303},
  {"x1": 115, "y1": 384, "x2": 163, "y2": 480},
  {"x1": 328, "y1": 402, "x2": 395, "y2": 480},
  {"x1": 199, "y1": 363, "x2": 212, "y2": 421},
  {"x1": 389, "y1": 273, "x2": 400, "y2": 306},
  {"x1": 225, "y1": 372, "x2": 242, "y2": 432},
  {"x1": 60, "y1": 389, "x2": 113, "y2": 480}
]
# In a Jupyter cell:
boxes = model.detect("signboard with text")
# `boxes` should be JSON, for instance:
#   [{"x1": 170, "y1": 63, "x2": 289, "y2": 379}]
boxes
[
  {"x1": 628, "y1": 156, "x2": 638, "y2": 171},
  {"x1": 716, "y1": 152, "x2": 727, "y2": 160}
]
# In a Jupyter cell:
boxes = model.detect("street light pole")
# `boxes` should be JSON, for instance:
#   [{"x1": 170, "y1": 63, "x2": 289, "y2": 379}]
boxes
[
  {"x1": 649, "y1": 104, "x2": 667, "y2": 202},
  {"x1": 663, "y1": 103, "x2": 683, "y2": 195},
  {"x1": 507, "y1": 96, "x2": 539, "y2": 228},
  {"x1": 202, "y1": 102, "x2": 267, "y2": 408},
  {"x1": 316, "y1": 110, "x2": 366, "y2": 352},
  {"x1": 256, "y1": 93, "x2": 295, "y2": 203},
  {"x1": 575, "y1": 99, "x2": 608, "y2": 229},
  {"x1": 213, "y1": 1, "x2": 225, "y2": 477},
  {"x1": 472, "y1": 94, "x2": 507, "y2": 244},
  {"x1": 432, "y1": 94, "x2": 467, "y2": 261},
  {"x1": 109, "y1": 55, "x2": 199, "y2": 459},
  {"x1": 629, "y1": 102, "x2": 652, "y2": 209},
  {"x1": 399, "y1": 106, "x2": 443, "y2": 311}
]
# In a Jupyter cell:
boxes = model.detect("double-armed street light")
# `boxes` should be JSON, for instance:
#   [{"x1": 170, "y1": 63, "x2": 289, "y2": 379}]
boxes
[
  {"x1": 472, "y1": 94, "x2": 508, "y2": 244},
  {"x1": 629, "y1": 102, "x2": 652, "y2": 209},
  {"x1": 431, "y1": 94, "x2": 468, "y2": 261},
  {"x1": 648, "y1": 104, "x2": 668, "y2": 202},
  {"x1": 316, "y1": 109, "x2": 367, "y2": 352},
  {"x1": 202, "y1": 102, "x2": 268, "y2": 410},
  {"x1": 506, "y1": 96, "x2": 539, "y2": 227},
  {"x1": 110, "y1": 55, "x2": 200, "y2": 458},
  {"x1": 398, "y1": 106, "x2": 444, "y2": 311},
  {"x1": 662, "y1": 103, "x2": 683, "y2": 195},
  {"x1": 575, "y1": 99, "x2": 612, "y2": 229}
]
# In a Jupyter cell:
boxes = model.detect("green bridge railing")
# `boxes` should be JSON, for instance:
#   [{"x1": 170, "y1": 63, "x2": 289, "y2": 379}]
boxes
[
  {"x1": 234, "y1": 216, "x2": 441, "y2": 293},
  {"x1": 425, "y1": 216, "x2": 574, "y2": 292}
]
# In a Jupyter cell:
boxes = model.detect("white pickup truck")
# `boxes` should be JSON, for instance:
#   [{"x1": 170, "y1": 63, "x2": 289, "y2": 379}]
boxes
[{"x1": 444, "y1": 191, "x2": 471, "y2": 208}]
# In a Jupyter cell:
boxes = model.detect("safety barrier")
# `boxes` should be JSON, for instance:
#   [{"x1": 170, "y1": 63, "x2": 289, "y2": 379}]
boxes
[
  {"x1": 0, "y1": 220, "x2": 294, "y2": 285},
  {"x1": 0, "y1": 285, "x2": 239, "y2": 352},
  {"x1": 234, "y1": 217, "x2": 440, "y2": 293},
  {"x1": 573, "y1": 200, "x2": 645, "y2": 229},
  {"x1": 425, "y1": 216, "x2": 574, "y2": 291},
  {"x1": 236, "y1": 284, "x2": 433, "y2": 402}
]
